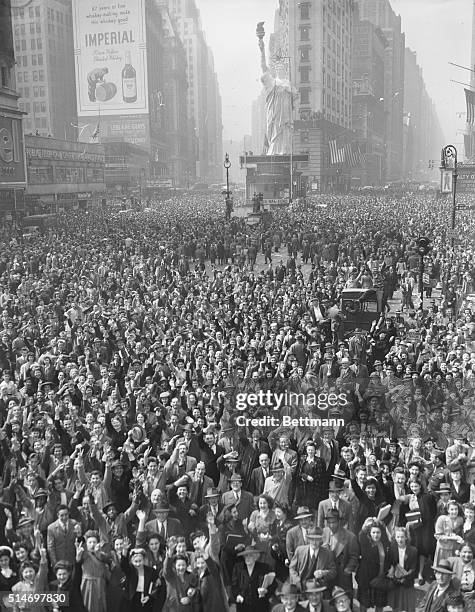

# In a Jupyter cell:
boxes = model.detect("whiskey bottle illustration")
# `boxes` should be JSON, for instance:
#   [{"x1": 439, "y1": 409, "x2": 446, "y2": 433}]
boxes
[{"x1": 122, "y1": 51, "x2": 137, "y2": 103}]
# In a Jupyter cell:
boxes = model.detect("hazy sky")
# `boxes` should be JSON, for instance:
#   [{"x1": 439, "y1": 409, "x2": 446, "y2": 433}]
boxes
[{"x1": 197, "y1": 0, "x2": 473, "y2": 148}]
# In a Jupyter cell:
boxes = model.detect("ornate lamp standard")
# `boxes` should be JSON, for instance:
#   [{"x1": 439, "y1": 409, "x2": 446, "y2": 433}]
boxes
[
  {"x1": 224, "y1": 153, "x2": 232, "y2": 219},
  {"x1": 441, "y1": 145, "x2": 458, "y2": 249}
]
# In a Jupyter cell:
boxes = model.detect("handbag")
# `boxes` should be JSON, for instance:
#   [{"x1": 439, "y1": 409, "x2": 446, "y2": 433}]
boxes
[{"x1": 370, "y1": 575, "x2": 396, "y2": 591}]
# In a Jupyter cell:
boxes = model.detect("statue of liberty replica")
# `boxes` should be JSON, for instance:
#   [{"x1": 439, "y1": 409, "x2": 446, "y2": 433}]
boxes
[{"x1": 256, "y1": 21, "x2": 295, "y2": 155}]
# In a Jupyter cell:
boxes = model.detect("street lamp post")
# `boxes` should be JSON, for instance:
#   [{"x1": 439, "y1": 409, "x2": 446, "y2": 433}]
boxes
[
  {"x1": 224, "y1": 153, "x2": 232, "y2": 219},
  {"x1": 441, "y1": 145, "x2": 458, "y2": 249}
]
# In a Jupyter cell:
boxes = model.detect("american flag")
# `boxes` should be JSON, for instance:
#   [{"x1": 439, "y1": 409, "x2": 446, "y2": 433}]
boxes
[
  {"x1": 465, "y1": 89, "x2": 475, "y2": 125},
  {"x1": 91, "y1": 122, "x2": 100, "y2": 141},
  {"x1": 345, "y1": 142, "x2": 365, "y2": 168},
  {"x1": 329, "y1": 139, "x2": 345, "y2": 165}
]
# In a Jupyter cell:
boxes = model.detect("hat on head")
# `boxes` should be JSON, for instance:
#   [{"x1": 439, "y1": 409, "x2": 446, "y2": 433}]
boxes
[
  {"x1": 435, "y1": 483, "x2": 451, "y2": 494},
  {"x1": 330, "y1": 586, "x2": 351, "y2": 602},
  {"x1": 329, "y1": 480, "x2": 344, "y2": 492},
  {"x1": 276, "y1": 582, "x2": 301, "y2": 597},
  {"x1": 341, "y1": 357, "x2": 350, "y2": 365},
  {"x1": 237, "y1": 545, "x2": 262, "y2": 557},
  {"x1": 294, "y1": 506, "x2": 313, "y2": 520},
  {"x1": 34, "y1": 488, "x2": 48, "y2": 499},
  {"x1": 306, "y1": 526, "x2": 324, "y2": 539},
  {"x1": 18, "y1": 517, "x2": 34, "y2": 528},
  {"x1": 228, "y1": 473, "x2": 243, "y2": 483},
  {"x1": 102, "y1": 500, "x2": 118, "y2": 513},
  {"x1": 0, "y1": 546, "x2": 13, "y2": 558},
  {"x1": 431, "y1": 559, "x2": 453, "y2": 575},
  {"x1": 154, "y1": 501, "x2": 171, "y2": 513},
  {"x1": 303, "y1": 579, "x2": 326, "y2": 594},
  {"x1": 449, "y1": 463, "x2": 463, "y2": 473},
  {"x1": 204, "y1": 487, "x2": 220, "y2": 499}
]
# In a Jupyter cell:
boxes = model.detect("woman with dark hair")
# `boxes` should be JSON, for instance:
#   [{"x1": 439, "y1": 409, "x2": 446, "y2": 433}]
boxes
[
  {"x1": 405, "y1": 479, "x2": 437, "y2": 585},
  {"x1": 434, "y1": 500, "x2": 464, "y2": 565},
  {"x1": 294, "y1": 439, "x2": 327, "y2": 510},
  {"x1": 248, "y1": 494, "x2": 275, "y2": 568},
  {"x1": 355, "y1": 519, "x2": 390, "y2": 612},
  {"x1": 218, "y1": 504, "x2": 250, "y2": 590},
  {"x1": 0, "y1": 545, "x2": 18, "y2": 611},
  {"x1": 75, "y1": 531, "x2": 110, "y2": 612},
  {"x1": 163, "y1": 539, "x2": 199, "y2": 612},
  {"x1": 269, "y1": 503, "x2": 292, "y2": 582},
  {"x1": 449, "y1": 542, "x2": 475, "y2": 612},
  {"x1": 11, "y1": 547, "x2": 48, "y2": 612}
]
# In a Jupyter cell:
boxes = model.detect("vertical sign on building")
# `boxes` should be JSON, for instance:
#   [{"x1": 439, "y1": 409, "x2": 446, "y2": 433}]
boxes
[{"x1": 72, "y1": 0, "x2": 148, "y2": 116}]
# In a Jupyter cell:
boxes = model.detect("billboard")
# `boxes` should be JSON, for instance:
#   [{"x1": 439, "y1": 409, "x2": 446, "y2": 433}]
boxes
[
  {"x1": 440, "y1": 169, "x2": 453, "y2": 194},
  {"x1": 0, "y1": 116, "x2": 26, "y2": 186},
  {"x1": 78, "y1": 115, "x2": 150, "y2": 149},
  {"x1": 73, "y1": 0, "x2": 148, "y2": 117}
]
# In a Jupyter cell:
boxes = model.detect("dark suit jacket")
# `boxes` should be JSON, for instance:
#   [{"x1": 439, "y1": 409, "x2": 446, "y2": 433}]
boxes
[
  {"x1": 47, "y1": 519, "x2": 79, "y2": 567},
  {"x1": 289, "y1": 544, "x2": 337, "y2": 590},
  {"x1": 120, "y1": 556, "x2": 158, "y2": 601},
  {"x1": 49, "y1": 562, "x2": 86, "y2": 612},
  {"x1": 186, "y1": 473, "x2": 214, "y2": 506},
  {"x1": 415, "y1": 581, "x2": 458, "y2": 612},
  {"x1": 221, "y1": 490, "x2": 255, "y2": 522},
  {"x1": 286, "y1": 524, "x2": 306, "y2": 561},
  {"x1": 144, "y1": 517, "x2": 184, "y2": 539},
  {"x1": 317, "y1": 498, "x2": 352, "y2": 529},
  {"x1": 231, "y1": 560, "x2": 273, "y2": 612},
  {"x1": 249, "y1": 466, "x2": 271, "y2": 497},
  {"x1": 322, "y1": 526, "x2": 359, "y2": 592}
]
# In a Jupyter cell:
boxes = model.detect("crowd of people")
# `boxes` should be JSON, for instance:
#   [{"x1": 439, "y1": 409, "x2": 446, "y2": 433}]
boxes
[{"x1": 0, "y1": 191, "x2": 473, "y2": 612}]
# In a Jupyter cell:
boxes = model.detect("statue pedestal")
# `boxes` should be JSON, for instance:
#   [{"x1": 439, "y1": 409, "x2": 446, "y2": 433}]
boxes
[{"x1": 239, "y1": 154, "x2": 309, "y2": 205}]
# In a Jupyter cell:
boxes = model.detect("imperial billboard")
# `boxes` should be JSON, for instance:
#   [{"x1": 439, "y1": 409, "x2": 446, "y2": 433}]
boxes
[{"x1": 72, "y1": 0, "x2": 148, "y2": 117}]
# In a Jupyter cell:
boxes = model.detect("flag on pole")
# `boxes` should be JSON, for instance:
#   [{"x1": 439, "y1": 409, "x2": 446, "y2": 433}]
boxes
[
  {"x1": 465, "y1": 89, "x2": 475, "y2": 125},
  {"x1": 345, "y1": 142, "x2": 365, "y2": 168},
  {"x1": 91, "y1": 122, "x2": 100, "y2": 141},
  {"x1": 329, "y1": 139, "x2": 345, "y2": 164}
]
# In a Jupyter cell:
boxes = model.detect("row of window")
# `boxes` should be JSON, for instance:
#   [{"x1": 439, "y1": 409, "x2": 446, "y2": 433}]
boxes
[
  {"x1": 14, "y1": 23, "x2": 41, "y2": 36},
  {"x1": 19, "y1": 101, "x2": 47, "y2": 113},
  {"x1": 15, "y1": 39, "x2": 43, "y2": 52},
  {"x1": 24, "y1": 117, "x2": 48, "y2": 130},
  {"x1": 12, "y1": 6, "x2": 40, "y2": 19},
  {"x1": 17, "y1": 70, "x2": 45, "y2": 83},
  {"x1": 17, "y1": 85, "x2": 46, "y2": 98},
  {"x1": 16, "y1": 55, "x2": 44, "y2": 67}
]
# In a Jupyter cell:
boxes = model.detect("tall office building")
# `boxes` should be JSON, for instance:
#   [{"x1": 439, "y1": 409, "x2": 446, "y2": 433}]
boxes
[
  {"x1": 167, "y1": 0, "x2": 223, "y2": 182},
  {"x1": 403, "y1": 48, "x2": 444, "y2": 181},
  {"x1": 357, "y1": 0, "x2": 405, "y2": 183},
  {"x1": 12, "y1": 0, "x2": 77, "y2": 139},
  {"x1": 285, "y1": 0, "x2": 355, "y2": 192},
  {"x1": 352, "y1": 18, "x2": 387, "y2": 185},
  {"x1": 0, "y1": 0, "x2": 26, "y2": 212}
]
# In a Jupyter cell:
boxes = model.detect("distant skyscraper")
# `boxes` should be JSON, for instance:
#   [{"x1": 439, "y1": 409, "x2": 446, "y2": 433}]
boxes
[
  {"x1": 357, "y1": 0, "x2": 405, "y2": 182},
  {"x1": 167, "y1": 0, "x2": 223, "y2": 181},
  {"x1": 11, "y1": 0, "x2": 77, "y2": 139}
]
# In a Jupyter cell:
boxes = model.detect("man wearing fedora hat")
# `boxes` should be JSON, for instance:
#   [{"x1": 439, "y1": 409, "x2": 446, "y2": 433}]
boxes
[
  {"x1": 221, "y1": 473, "x2": 255, "y2": 522},
  {"x1": 317, "y1": 480, "x2": 352, "y2": 529},
  {"x1": 271, "y1": 582, "x2": 306, "y2": 612},
  {"x1": 286, "y1": 506, "x2": 314, "y2": 561},
  {"x1": 198, "y1": 486, "x2": 224, "y2": 529},
  {"x1": 416, "y1": 559, "x2": 458, "y2": 612},
  {"x1": 302, "y1": 580, "x2": 335, "y2": 612},
  {"x1": 435, "y1": 483, "x2": 452, "y2": 517},
  {"x1": 289, "y1": 526, "x2": 336, "y2": 592},
  {"x1": 329, "y1": 586, "x2": 352, "y2": 612},
  {"x1": 144, "y1": 500, "x2": 184, "y2": 540},
  {"x1": 322, "y1": 508, "x2": 358, "y2": 596}
]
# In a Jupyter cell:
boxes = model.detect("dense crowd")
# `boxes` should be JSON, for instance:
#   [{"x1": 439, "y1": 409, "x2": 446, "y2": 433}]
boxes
[{"x1": 0, "y1": 191, "x2": 473, "y2": 612}]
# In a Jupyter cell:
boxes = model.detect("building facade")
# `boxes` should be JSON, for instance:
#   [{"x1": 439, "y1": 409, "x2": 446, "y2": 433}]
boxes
[
  {"x1": 286, "y1": 0, "x2": 355, "y2": 192},
  {"x1": 403, "y1": 47, "x2": 444, "y2": 182},
  {"x1": 352, "y1": 18, "x2": 386, "y2": 186},
  {"x1": 12, "y1": 0, "x2": 77, "y2": 140},
  {"x1": 167, "y1": 0, "x2": 223, "y2": 183},
  {"x1": 357, "y1": 0, "x2": 405, "y2": 183},
  {"x1": 23, "y1": 135, "x2": 105, "y2": 213},
  {"x1": 0, "y1": 0, "x2": 26, "y2": 216}
]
